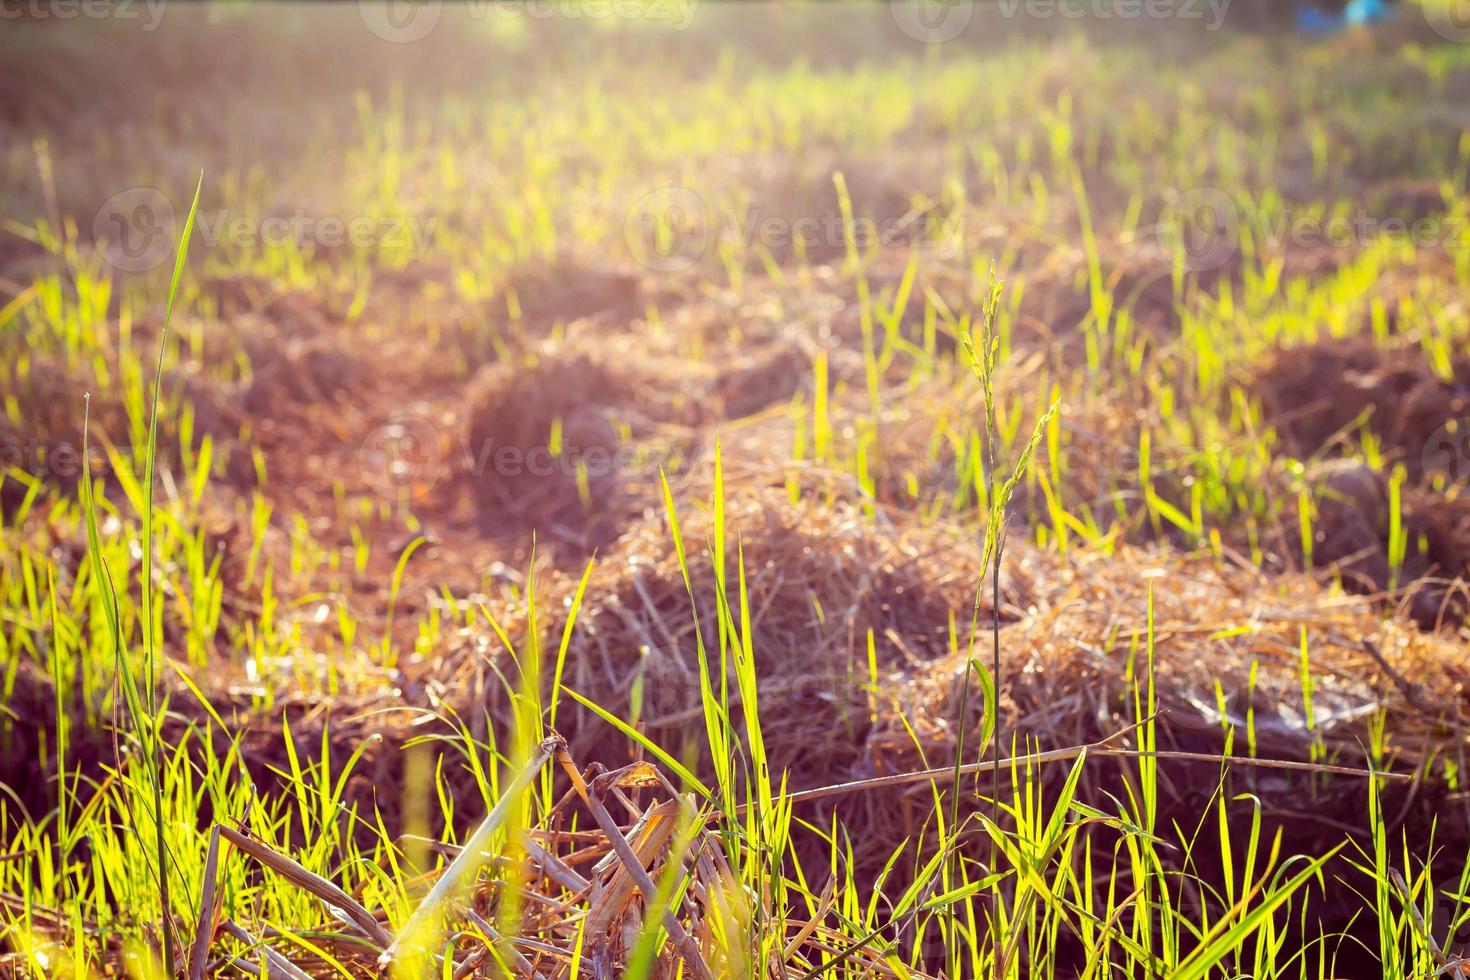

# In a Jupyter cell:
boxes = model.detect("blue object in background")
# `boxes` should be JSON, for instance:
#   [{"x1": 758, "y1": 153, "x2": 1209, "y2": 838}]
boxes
[
  {"x1": 1297, "y1": 0, "x2": 1395, "y2": 34},
  {"x1": 1346, "y1": 0, "x2": 1393, "y2": 23}
]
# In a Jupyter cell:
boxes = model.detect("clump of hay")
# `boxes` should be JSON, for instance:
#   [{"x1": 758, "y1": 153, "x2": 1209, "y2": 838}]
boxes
[
  {"x1": 1012, "y1": 242, "x2": 1228, "y2": 359},
  {"x1": 198, "y1": 273, "x2": 273, "y2": 319},
  {"x1": 867, "y1": 373, "x2": 1149, "y2": 533},
  {"x1": 0, "y1": 352, "x2": 242, "y2": 504},
  {"x1": 715, "y1": 340, "x2": 813, "y2": 419},
  {"x1": 460, "y1": 339, "x2": 707, "y2": 554},
  {"x1": 1371, "y1": 178, "x2": 1451, "y2": 224},
  {"x1": 198, "y1": 279, "x2": 336, "y2": 336},
  {"x1": 890, "y1": 540, "x2": 1470, "y2": 772},
  {"x1": 258, "y1": 291, "x2": 336, "y2": 340},
  {"x1": 1250, "y1": 337, "x2": 1470, "y2": 622},
  {"x1": 710, "y1": 150, "x2": 948, "y2": 266},
  {"x1": 1252, "y1": 334, "x2": 1470, "y2": 475},
  {"x1": 475, "y1": 490, "x2": 971, "y2": 863},
  {"x1": 0, "y1": 295, "x2": 361, "y2": 508},
  {"x1": 220, "y1": 292, "x2": 358, "y2": 421},
  {"x1": 1293, "y1": 459, "x2": 1470, "y2": 627},
  {"x1": 5, "y1": 354, "x2": 125, "y2": 446},
  {"x1": 493, "y1": 253, "x2": 663, "y2": 329},
  {"x1": 239, "y1": 329, "x2": 358, "y2": 419},
  {"x1": 501, "y1": 486, "x2": 1470, "y2": 870},
  {"x1": 871, "y1": 538, "x2": 1470, "y2": 882},
  {"x1": 545, "y1": 491, "x2": 1011, "y2": 787}
]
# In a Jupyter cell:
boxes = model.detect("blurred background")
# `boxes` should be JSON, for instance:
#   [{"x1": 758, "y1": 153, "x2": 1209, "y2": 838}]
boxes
[{"x1": 5, "y1": 3, "x2": 1470, "y2": 976}]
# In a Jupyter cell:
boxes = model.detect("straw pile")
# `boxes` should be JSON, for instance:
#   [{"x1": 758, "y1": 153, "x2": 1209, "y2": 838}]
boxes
[
  {"x1": 494, "y1": 254, "x2": 658, "y2": 330},
  {"x1": 546, "y1": 490, "x2": 1008, "y2": 780},
  {"x1": 1253, "y1": 334, "x2": 1470, "y2": 476},
  {"x1": 186, "y1": 737, "x2": 918, "y2": 979},
  {"x1": 518, "y1": 487, "x2": 1470, "y2": 869},
  {"x1": 1251, "y1": 335, "x2": 1470, "y2": 622},
  {"x1": 459, "y1": 338, "x2": 710, "y2": 554}
]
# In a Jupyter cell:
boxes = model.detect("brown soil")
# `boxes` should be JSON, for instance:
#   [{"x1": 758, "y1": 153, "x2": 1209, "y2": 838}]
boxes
[
  {"x1": 459, "y1": 341, "x2": 708, "y2": 556},
  {"x1": 1371, "y1": 178, "x2": 1452, "y2": 224},
  {"x1": 1295, "y1": 459, "x2": 1470, "y2": 627},
  {"x1": 716, "y1": 149, "x2": 948, "y2": 266},
  {"x1": 494, "y1": 255, "x2": 664, "y2": 329},
  {"x1": 1253, "y1": 334, "x2": 1470, "y2": 475},
  {"x1": 715, "y1": 340, "x2": 815, "y2": 419},
  {"x1": 1246, "y1": 337, "x2": 1470, "y2": 621},
  {"x1": 239, "y1": 329, "x2": 358, "y2": 419},
  {"x1": 1012, "y1": 243, "x2": 1227, "y2": 361},
  {"x1": 0, "y1": 353, "x2": 247, "y2": 508}
]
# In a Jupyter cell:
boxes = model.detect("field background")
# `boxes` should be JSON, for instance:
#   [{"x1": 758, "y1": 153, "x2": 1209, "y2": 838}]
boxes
[{"x1": 5, "y1": 3, "x2": 1470, "y2": 977}]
